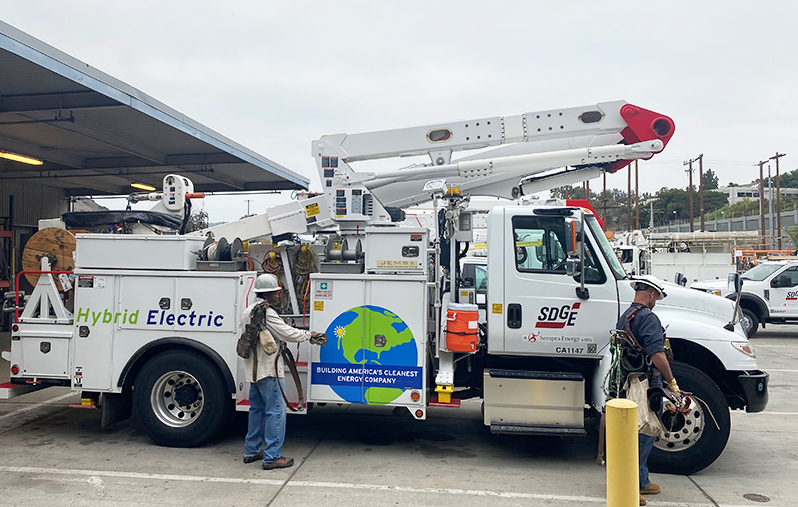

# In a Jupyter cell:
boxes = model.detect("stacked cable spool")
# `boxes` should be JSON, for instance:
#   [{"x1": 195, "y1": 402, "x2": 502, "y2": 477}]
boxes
[{"x1": 21, "y1": 228, "x2": 77, "y2": 291}]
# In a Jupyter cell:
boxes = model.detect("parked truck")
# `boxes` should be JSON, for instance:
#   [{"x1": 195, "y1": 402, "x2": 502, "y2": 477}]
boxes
[{"x1": 5, "y1": 101, "x2": 768, "y2": 475}]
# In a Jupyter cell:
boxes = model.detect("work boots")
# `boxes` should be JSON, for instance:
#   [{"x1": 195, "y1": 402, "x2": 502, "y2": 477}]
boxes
[
  {"x1": 641, "y1": 483, "x2": 660, "y2": 495},
  {"x1": 262, "y1": 456, "x2": 294, "y2": 470},
  {"x1": 639, "y1": 494, "x2": 646, "y2": 506}
]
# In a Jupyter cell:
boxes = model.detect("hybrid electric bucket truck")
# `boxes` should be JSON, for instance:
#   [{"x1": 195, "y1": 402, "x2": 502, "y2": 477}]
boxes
[{"x1": 7, "y1": 101, "x2": 768, "y2": 475}]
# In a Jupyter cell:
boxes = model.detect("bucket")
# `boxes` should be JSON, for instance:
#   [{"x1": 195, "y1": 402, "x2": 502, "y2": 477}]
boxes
[{"x1": 445, "y1": 302, "x2": 479, "y2": 352}]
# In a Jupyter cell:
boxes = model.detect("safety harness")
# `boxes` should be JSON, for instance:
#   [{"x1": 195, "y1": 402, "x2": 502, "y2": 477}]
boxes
[{"x1": 236, "y1": 300, "x2": 306, "y2": 412}]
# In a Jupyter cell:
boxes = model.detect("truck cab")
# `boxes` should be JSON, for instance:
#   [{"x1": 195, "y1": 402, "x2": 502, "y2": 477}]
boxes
[
  {"x1": 693, "y1": 259, "x2": 798, "y2": 336},
  {"x1": 477, "y1": 202, "x2": 767, "y2": 473}
]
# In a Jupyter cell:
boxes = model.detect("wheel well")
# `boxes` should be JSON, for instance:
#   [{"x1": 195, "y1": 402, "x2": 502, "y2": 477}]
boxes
[
  {"x1": 729, "y1": 294, "x2": 767, "y2": 320},
  {"x1": 118, "y1": 337, "x2": 236, "y2": 394},
  {"x1": 668, "y1": 338, "x2": 742, "y2": 409}
]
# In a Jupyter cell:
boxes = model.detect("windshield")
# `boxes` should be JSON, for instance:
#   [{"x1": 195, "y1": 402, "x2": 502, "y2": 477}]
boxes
[
  {"x1": 741, "y1": 263, "x2": 784, "y2": 281},
  {"x1": 586, "y1": 215, "x2": 627, "y2": 280}
]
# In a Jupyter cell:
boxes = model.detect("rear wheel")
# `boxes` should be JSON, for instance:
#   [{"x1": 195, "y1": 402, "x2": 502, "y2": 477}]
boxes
[
  {"x1": 648, "y1": 362, "x2": 730, "y2": 475},
  {"x1": 741, "y1": 308, "x2": 759, "y2": 337},
  {"x1": 133, "y1": 350, "x2": 231, "y2": 447}
]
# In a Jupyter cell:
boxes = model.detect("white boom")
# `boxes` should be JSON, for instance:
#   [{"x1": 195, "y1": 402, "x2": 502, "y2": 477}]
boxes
[{"x1": 201, "y1": 100, "x2": 674, "y2": 241}]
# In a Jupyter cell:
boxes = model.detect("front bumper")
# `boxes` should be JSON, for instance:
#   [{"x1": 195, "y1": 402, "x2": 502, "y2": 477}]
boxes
[{"x1": 738, "y1": 371, "x2": 769, "y2": 413}]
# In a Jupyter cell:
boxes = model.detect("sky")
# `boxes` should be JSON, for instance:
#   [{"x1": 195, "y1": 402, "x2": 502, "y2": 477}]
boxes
[{"x1": 2, "y1": 1, "x2": 797, "y2": 223}]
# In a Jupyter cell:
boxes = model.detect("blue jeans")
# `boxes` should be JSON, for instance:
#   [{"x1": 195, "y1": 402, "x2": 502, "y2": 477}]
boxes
[
  {"x1": 244, "y1": 377, "x2": 286, "y2": 462},
  {"x1": 639, "y1": 373, "x2": 663, "y2": 488}
]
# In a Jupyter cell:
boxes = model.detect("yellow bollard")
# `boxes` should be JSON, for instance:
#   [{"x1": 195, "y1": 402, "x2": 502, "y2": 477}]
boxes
[{"x1": 606, "y1": 398, "x2": 639, "y2": 507}]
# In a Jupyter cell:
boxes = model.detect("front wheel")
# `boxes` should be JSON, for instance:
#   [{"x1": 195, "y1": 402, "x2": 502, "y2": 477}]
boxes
[
  {"x1": 741, "y1": 308, "x2": 759, "y2": 337},
  {"x1": 648, "y1": 362, "x2": 730, "y2": 475},
  {"x1": 133, "y1": 350, "x2": 231, "y2": 447}
]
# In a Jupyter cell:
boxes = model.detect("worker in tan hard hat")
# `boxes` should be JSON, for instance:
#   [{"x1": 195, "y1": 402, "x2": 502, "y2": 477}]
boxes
[
  {"x1": 616, "y1": 276, "x2": 678, "y2": 506},
  {"x1": 241, "y1": 273, "x2": 326, "y2": 470}
]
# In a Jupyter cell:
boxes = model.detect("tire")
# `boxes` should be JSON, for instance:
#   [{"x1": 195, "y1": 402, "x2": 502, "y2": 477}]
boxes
[
  {"x1": 648, "y1": 362, "x2": 730, "y2": 475},
  {"x1": 133, "y1": 350, "x2": 231, "y2": 447},
  {"x1": 741, "y1": 308, "x2": 759, "y2": 337}
]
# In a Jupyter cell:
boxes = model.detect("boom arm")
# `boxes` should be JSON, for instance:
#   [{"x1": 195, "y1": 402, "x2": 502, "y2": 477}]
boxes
[
  {"x1": 201, "y1": 101, "x2": 673, "y2": 240},
  {"x1": 314, "y1": 100, "x2": 673, "y2": 214}
]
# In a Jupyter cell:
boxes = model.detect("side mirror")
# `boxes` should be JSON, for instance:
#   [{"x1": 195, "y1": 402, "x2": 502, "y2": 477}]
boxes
[
  {"x1": 674, "y1": 273, "x2": 687, "y2": 287},
  {"x1": 729, "y1": 273, "x2": 742, "y2": 293},
  {"x1": 566, "y1": 254, "x2": 582, "y2": 277},
  {"x1": 770, "y1": 276, "x2": 786, "y2": 288},
  {"x1": 564, "y1": 219, "x2": 581, "y2": 256}
]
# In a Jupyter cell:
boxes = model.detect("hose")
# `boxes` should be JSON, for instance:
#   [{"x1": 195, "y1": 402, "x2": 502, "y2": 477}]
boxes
[
  {"x1": 261, "y1": 249, "x2": 288, "y2": 312},
  {"x1": 293, "y1": 244, "x2": 317, "y2": 315}
]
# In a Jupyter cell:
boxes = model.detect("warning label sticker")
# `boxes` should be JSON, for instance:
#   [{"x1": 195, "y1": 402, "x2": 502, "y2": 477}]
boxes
[
  {"x1": 305, "y1": 202, "x2": 321, "y2": 217},
  {"x1": 376, "y1": 260, "x2": 417, "y2": 269},
  {"x1": 492, "y1": 303, "x2": 503, "y2": 314},
  {"x1": 314, "y1": 301, "x2": 324, "y2": 311}
]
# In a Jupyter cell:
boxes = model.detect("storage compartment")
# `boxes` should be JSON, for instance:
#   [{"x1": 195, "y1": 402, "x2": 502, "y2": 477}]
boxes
[
  {"x1": 12, "y1": 325, "x2": 73, "y2": 379},
  {"x1": 483, "y1": 370, "x2": 584, "y2": 427},
  {"x1": 445, "y1": 302, "x2": 478, "y2": 352},
  {"x1": 75, "y1": 234, "x2": 205, "y2": 270},
  {"x1": 364, "y1": 228, "x2": 427, "y2": 273}
]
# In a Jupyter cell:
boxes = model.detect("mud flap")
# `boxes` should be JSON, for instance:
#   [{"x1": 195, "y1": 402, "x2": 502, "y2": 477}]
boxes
[{"x1": 101, "y1": 391, "x2": 132, "y2": 429}]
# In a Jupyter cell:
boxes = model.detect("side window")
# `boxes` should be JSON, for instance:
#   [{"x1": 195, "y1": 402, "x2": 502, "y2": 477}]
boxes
[
  {"x1": 511, "y1": 215, "x2": 606, "y2": 284},
  {"x1": 782, "y1": 267, "x2": 798, "y2": 287},
  {"x1": 512, "y1": 216, "x2": 567, "y2": 273},
  {"x1": 475, "y1": 265, "x2": 487, "y2": 295}
]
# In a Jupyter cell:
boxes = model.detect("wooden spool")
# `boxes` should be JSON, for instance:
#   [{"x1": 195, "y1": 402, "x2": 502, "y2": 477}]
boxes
[{"x1": 21, "y1": 228, "x2": 77, "y2": 290}]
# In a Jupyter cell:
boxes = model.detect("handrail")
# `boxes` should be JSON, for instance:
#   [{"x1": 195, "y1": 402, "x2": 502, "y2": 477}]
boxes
[{"x1": 15, "y1": 270, "x2": 73, "y2": 322}]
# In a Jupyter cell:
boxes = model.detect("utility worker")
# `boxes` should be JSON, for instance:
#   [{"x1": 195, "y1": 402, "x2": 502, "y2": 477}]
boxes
[
  {"x1": 242, "y1": 273, "x2": 326, "y2": 470},
  {"x1": 616, "y1": 276, "x2": 679, "y2": 507}
]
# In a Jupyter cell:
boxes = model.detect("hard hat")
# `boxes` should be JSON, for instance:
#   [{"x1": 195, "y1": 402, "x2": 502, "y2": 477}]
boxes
[
  {"x1": 630, "y1": 275, "x2": 667, "y2": 300},
  {"x1": 254, "y1": 273, "x2": 281, "y2": 293}
]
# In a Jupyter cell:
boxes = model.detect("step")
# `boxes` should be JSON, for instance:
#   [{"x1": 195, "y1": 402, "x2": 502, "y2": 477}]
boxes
[{"x1": 490, "y1": 424, "x2": 587, "y2": 437}]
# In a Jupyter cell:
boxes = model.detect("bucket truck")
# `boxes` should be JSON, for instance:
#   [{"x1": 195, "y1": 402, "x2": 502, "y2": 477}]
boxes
[{"x1": 7, "y1": 101, "x2": 767, "y2": 475}]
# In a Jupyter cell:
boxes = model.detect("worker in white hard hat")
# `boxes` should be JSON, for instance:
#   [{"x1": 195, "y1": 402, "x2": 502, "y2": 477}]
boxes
[
  {"x1": 617, "y1": 276, "x2": 678, "y2": 506},
  {"x1": 242, "y1": 273, "x2": 326, "y2": 470}
]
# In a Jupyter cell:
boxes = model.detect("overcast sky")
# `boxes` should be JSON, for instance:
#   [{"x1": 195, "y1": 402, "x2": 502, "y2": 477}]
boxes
[{"x1": 3, "y1": 1, "x2": 797, "y2": 222}]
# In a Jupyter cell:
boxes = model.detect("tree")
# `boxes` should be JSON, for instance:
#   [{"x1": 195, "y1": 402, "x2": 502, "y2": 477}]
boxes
[{"x1": 702, "y1": 169, "x2": 719, "y2": 190}]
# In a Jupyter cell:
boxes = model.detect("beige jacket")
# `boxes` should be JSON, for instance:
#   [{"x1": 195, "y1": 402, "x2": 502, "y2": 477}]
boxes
[{"x1": 242, "y1": 299, "x2": 311, "y2": 382}]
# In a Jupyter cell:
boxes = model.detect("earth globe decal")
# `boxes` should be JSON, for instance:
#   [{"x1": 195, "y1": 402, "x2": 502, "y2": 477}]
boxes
[{"x1": 319, "y1": 305, "x2": 418, "y2": 404}]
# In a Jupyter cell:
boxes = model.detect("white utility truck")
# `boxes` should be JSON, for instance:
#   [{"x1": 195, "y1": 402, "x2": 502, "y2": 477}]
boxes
[
  {"x1": 6, "y1": 101, "x2": 767, "y2": 476},
  {"x1": 613, "y1": 230, "x2": 760, "y2": 287},
  {"x1": 692, "y1": 259, "x2": 798, "y2": 336}
]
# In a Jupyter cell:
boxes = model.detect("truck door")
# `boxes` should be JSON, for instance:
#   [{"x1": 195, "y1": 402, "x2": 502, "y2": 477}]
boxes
[
  {"x1": 767, "y1": 266, "x2": 798, "y2": 316},
  {"x1": 490, "y1": 208, "x2": 620, "y2": 358}
]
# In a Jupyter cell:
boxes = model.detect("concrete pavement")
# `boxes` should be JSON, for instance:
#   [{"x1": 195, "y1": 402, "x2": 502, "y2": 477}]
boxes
[{"x1": 0, "y1": 328, "x2": 795, "y2": 506}]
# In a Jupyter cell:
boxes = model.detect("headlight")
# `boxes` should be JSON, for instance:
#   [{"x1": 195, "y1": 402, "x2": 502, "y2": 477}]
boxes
[{"x1": 732, "y1": 341, "x2": 756, "y2": 358}]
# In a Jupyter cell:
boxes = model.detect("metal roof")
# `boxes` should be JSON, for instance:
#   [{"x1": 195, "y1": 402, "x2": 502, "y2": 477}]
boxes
[{"x1": 0, "y1": 20, "x2": 309, "y2": 196}]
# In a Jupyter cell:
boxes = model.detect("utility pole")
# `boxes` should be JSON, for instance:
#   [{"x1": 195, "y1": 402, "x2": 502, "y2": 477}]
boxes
[
  {"x1": 586, "y1": 179, "x2": 590, "y2": 202},
  {"x1": 770, "y1": 153, "x2": 786, "y2": 249},
  {"x1": 245, "y1": 199, "x2": 253, "y2": 216},
  {"x1": 758, "y1": 161, "x2": 766, "y2": 247},
  {"x1": 768, "y1": 164, "x2": 774, "y2": 249},
  {"x1": 635, "y1": 160, "x2": 640, "y2": 229},
  {"x1": 684, "y1": 158, "x2": 696, "y2": 232},
  {"x1": 627, "y1": 163, "x2": 632, "y2": 231},
  {"x1": 698, "y1": 154, "x2": 704, "y2": 232},
  {"x1": 602, "y1": 172, "x2": 607, "y2": 230}
]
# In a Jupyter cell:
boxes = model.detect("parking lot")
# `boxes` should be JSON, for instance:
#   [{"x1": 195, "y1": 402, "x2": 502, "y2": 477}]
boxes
[{"x1": 0, "y1": 328, "x2": 795, "y2": 507}]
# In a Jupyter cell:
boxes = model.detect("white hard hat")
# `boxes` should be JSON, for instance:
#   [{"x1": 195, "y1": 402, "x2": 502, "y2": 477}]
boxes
[
  {"x1": 254, "y1": 273, "x2": 281, "y2": 293},
  {"x1": 630, "y1": 275, "x2": 667, "y2": 300}
]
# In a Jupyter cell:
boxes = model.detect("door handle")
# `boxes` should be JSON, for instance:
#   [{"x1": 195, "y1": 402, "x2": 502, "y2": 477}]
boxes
[{"x1": 507, "y1": 303, "x2": 522, "y2": 329}]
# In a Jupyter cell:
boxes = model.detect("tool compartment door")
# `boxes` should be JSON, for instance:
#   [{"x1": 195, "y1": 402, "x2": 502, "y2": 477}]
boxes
[{"x1": 72, "y1": 273, "x2": 116, "y2": 390}]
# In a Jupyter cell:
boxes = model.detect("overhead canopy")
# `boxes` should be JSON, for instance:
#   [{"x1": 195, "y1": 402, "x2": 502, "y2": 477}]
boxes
[{"x1": 0, "y1": 21, "x2": 309, "y2": 196}]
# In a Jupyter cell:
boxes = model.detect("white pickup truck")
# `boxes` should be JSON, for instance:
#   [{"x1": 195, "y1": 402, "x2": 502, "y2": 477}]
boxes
[{"x1": 692, "y1": 260, "x2": 798, "y2": 336}]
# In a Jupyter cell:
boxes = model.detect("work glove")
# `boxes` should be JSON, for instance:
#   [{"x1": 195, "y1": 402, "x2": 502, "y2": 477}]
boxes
[
  {"x1": 665, "y1": 378, "x2": 680, "y2": 393},
  {"x1": 310, "y1": 332, "x2": 328, "y2": 346}
]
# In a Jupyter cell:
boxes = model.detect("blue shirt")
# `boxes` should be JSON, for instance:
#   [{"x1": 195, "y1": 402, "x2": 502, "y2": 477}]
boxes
[{"x1": 616, "y1": 303, "x2": 665, "y2": 357}]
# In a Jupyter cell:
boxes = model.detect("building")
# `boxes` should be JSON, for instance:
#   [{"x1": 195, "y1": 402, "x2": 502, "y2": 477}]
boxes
[{"x1": 717, "y1": 184, "x2": 798, "y2": 206}]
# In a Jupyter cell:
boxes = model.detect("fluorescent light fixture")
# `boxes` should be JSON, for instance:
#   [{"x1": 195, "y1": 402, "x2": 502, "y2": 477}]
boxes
[
  {"x1": 0, "y1": 150, "x2": 43, "y2": 166},
  {"x1": 130, "y1": 182, "x2": 157, "y2": 191}
]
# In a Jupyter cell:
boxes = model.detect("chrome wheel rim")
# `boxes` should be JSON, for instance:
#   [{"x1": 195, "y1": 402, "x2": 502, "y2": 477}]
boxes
[
  {"x1": 150, "y1": 370, "x2": 204, "y2": 428},
  {"x1": 654, "y1": 398, "x2": 705, "y2": 452},
  {"x1": 740, "y1": 313, "x2": 753, "y2": 335}
]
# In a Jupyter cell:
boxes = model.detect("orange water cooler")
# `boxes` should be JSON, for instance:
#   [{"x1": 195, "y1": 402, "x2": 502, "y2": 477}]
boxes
[{"x1": 445, "y1": 302, "x2": 479, "y2": 352}]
